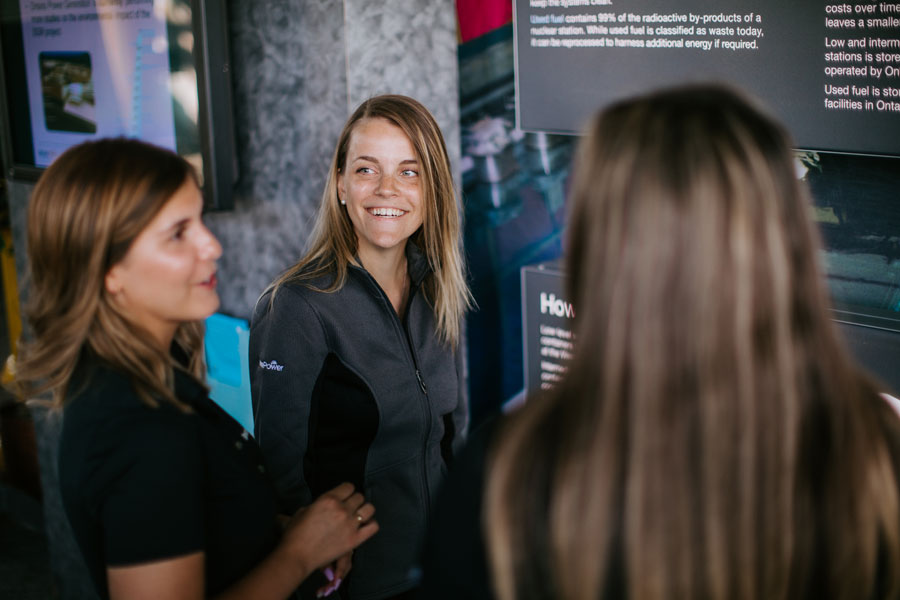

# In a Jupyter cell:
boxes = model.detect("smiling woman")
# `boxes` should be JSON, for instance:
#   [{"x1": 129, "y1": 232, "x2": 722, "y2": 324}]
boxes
[
  {"x1": 15, "y1": 138, "x2": 378, "y2": 600},
  {"x1": 338, "y1": 116, "x2": 424, "y2": 308},
  {"x1": 251, "y1": 95, "x2": 472, "y2": 600}
]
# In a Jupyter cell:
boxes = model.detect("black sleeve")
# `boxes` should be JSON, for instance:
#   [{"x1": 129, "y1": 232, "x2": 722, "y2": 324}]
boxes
[
  {"x1": 419, "y1": 419, "x2": 499, "y2": 600},
  {"x1": 249, "y1": 286, "x2": 329, "y2": 512},
  {"x1": 450, "y1": 341, "x2": 469, "y2": 456},
  {"x1": 89, "y1": 409, "x2": 206, "y2": 566}
]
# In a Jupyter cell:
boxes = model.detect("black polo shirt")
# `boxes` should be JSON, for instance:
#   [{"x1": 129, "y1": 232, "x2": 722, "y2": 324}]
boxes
[{"x1": 59, "y1": 357, "x2": 280, "y2": 598}]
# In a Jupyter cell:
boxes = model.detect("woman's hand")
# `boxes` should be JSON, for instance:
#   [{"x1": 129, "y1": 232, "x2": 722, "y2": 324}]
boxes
[
  {"x1": 210, "y1": 482, "x2": 376, "y2": 600},
  {"x1": 317, "y1": 551, "x2": 354, "y2": 598},
  {"x1": 280, "y1": 482, "x2": 378, "y2": 580}
]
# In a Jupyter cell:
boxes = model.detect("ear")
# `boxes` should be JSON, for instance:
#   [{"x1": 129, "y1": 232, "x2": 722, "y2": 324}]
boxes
[
  {"x1": 105, "y1": 265, "x2": 123, "y2": 296},
  {"x1": 337, "y1": 171, "x2": 347, "y2": 206}
]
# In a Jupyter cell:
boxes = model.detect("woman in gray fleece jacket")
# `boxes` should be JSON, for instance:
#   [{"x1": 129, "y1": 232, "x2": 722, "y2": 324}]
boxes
[{"x1": 250, "y1": 95, "x2": 472, "y2": 600}]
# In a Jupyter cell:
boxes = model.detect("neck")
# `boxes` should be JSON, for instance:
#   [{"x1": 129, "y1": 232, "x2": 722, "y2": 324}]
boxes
[
  {"x1": 149, "y1": 326, "x2": 177, "y2": 354},
  {"x1": 119, "y1": 306, "x2": 177, "y2": 353},
  {"x1": 357, "y1": 245, "x2": 409, "y2": 316}
]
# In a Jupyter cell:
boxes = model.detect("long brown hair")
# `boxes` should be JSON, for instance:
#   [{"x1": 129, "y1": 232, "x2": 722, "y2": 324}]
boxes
[
  {"x1": 268, "y1": 94, "x2": 471, "y2": 346},
  {"x1": 16, "y1": 138, "x2": 207, "y2": 409},
  {"x1": 486, "y1": 85, "x2": 900, "y2": 599}
]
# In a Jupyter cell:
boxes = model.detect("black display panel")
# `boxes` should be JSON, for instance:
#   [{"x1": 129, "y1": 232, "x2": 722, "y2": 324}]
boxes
[
  {"x1": 514, "y1": 0, "x2": 900, "y2": 156},
  {"x1": 0, "y1": 0, "x2": 237, "y2": 209},
  {"x1": 521, "y1": 262, "x2": 572, "y2": 397}
]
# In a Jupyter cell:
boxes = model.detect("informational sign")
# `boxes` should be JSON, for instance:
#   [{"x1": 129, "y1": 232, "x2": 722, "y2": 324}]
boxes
[
  {"x1": 521, "y1": 262, "x2": 574, "y2": 396},
  {"x1": 514, "y1": 0, "x2": 900, "y2": 156},
  {"x1": 17, "y1": 0, "x2": 179, "y2": 167}
]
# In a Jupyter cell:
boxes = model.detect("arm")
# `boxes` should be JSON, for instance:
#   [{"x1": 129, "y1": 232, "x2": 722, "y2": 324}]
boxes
[
  {"x1": 216, "y1": 483, "x2": 377, "y2": 600},
  {"x1": 107, "y1": 554, "x2": 204, "y2": 600},
  {"x1": 250, "y1": 286, "x2": 330, "y2": 512},
  {"x1": 451, "y1": 339, "x2": 470, "y2": 456},
  {"x1": 420, "y1": 420, "x2": 496, "y2": 600},
  {"x1": 105, "y1": 483, "x2": 379, "y2": 600}
]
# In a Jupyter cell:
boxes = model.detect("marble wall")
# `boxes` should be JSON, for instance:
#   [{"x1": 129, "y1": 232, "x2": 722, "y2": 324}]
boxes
[
  {"x1": 344, "y1": 0, "x2": 461, "y2": 183},
  {"x1": 202, "y1": 0, "x2": 347, "y2": 318},
  {"x1": 206, "y1": 0, "x2": 460, "y2": 318}
]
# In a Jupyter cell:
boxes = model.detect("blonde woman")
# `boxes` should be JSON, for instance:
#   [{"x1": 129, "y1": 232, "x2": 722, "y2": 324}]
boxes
[
  {"x1": 422, "y1": 85, "x2": 900, "y2": 600},
  {"x1": 251, "y1": 95, "x2": 471, "y2": 600},
  {"x1": 17, "y1": 138, "x2": 377, "y2": 600}
]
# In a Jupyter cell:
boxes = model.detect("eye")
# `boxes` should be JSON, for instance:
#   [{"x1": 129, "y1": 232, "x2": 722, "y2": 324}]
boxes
[
  {"x1": 400, "y1": 168, "x2": 418, "y2": 177},
  {"x1": 171, "y1": 223, "x2": 189, "y2": 241},
  {"x1": 356, "y1": 166, "x2": 375, "y2": 174}
]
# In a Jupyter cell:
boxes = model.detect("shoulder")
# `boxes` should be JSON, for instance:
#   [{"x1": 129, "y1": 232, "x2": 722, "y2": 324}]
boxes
[
  {"x1": 254, "y1": 272, "x2": 341, "y2": 317},
  {"x1": 63, "y1": 363, "x2": 199, "y2": 453},
  {"x1": 60, "y1": 365, "x2": 203, "y2": 502},
  {"x1": 249, "y1": 278, "x2": 338, "y2": 352},
  {"x1": 63, "y1": 362, "x2": 141, "y2": 426}
]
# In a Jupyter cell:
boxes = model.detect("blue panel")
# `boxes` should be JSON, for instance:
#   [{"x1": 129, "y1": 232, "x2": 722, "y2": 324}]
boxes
[{"x1": 204, "y1": 313, "x2": 253, "y2": 433}]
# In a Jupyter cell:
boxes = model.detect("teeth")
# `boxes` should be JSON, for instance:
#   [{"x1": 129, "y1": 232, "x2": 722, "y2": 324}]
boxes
[{"x1": 370, "y1": 207, "x2": 405, "y2": 217}]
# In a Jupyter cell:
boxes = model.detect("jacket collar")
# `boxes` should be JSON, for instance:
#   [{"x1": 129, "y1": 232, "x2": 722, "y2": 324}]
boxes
[
  {"x1": 405, "y1": 240, "x2": 431, "y2": 287},
  {"x1": 351, "y1": 239, "x2": 431, "y2": 287}
]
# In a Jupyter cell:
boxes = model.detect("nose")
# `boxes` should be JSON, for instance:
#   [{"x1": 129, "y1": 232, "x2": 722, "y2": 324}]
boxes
[
  {"x1": 197, "y1": 223, "x2": 223, "y2": 261},
  {"x1": 375, "y1": 172, "x2": 398, "y2": 197}
]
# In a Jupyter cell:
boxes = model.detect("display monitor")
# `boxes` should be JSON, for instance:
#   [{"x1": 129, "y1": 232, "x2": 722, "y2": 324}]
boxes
[
  {"x1": 0, "y1": 0, "x2": 237, "y2": 209},
  {"x1": 514, "y1": 0, "x2": 900, "y2": 157}
]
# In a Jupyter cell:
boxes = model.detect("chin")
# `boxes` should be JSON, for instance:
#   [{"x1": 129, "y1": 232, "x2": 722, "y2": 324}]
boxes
[
  {"x1": 374, "y1": 235, "x2": 409, "y2": 250},
  {"x1": 192, "y1": 299, "x2": 221, "y2": 321}
]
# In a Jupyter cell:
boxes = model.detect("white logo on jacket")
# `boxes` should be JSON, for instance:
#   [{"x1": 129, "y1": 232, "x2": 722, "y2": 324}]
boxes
[{"x1": 259, "y1": 360, "x2": 285, "y2": 372}]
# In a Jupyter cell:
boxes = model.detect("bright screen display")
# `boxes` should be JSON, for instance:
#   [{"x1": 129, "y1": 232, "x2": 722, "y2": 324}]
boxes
[{"x1": 3, "y1": 0, "x2": 201, "y2": 172}]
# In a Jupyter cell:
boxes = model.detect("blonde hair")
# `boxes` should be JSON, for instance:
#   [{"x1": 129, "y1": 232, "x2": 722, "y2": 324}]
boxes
[
  {"x1": 269, "y1": 94, "x2": 471, "y2": 346},
  {"x1": 17, "y1": 138, "x2": 207, "y2": 409},
  {"x1": 486, "y1": 85, "x2": 900, "y2": 600}
]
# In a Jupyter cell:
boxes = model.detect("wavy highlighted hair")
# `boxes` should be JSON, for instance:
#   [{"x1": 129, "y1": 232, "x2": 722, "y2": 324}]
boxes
[{"x1": 16, "y1": 138, "x2": 206, "y2": 409}]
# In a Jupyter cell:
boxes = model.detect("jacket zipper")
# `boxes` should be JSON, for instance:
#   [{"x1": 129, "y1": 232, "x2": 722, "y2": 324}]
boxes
[
  {"x1": 355, "y1": 267, "x2": 435, "y2": 512},
  {"x1": 415, "y1": 369, "x2": 427, "y2": 395},
  {"x1": 398, "y1": 282, "x2": 435, "y2": 516}
]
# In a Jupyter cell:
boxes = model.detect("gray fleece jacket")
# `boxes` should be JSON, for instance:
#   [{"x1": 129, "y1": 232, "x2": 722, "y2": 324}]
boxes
[{"x1": 250, "y1": 244, "x2": 466, "y2": 600}]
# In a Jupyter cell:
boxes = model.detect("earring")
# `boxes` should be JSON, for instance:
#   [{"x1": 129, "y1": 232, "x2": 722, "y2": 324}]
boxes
[{"x1": 340, "y1": 199, "x2": 346, "y2": 205}]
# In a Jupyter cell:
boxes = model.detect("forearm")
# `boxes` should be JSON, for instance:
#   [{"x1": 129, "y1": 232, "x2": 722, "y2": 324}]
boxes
[
  {"x1": 213, "y1": 544, "x2": 311, "y2": 600},
  {"x1": 216, "y1": 483, "x2": 378, "y2": 600}
]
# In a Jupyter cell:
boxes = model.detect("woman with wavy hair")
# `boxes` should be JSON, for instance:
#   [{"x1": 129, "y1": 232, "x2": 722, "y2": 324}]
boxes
[
  {"x1": 422, "y1": 85, "x2": 900, "y2": 600},
  {"x1": 251, "y1": 94, "x2": 471, "y2": 599},
  {"x1": 16, "y1": 138, "x2": 377, "y2": 600}
]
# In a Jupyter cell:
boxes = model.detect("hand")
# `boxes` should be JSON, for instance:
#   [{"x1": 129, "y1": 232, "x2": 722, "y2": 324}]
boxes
[
  {"x1": 278, "y1": 483, "x2": 378, "y2": 581},
  {"x1": 316, "y1": 551, "x2": 353, "y2": 598}
]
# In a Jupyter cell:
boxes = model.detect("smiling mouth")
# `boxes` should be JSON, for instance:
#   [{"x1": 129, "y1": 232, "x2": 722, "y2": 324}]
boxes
[
  {"x1": 368, "y1": 207, "x2": 406, "y2": 218},
  {"x1": 200, "y1": 272, "x2": 218, "y2": 287}
]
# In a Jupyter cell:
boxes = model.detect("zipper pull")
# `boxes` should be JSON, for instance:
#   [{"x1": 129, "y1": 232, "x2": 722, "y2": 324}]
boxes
[{"x1": 415, "y1": 369, "x2": 428, "y2": 395}]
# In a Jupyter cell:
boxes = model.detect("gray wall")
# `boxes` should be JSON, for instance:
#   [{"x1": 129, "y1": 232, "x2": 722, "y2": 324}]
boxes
[
  {"x1": 9, "y1": 0, "x2": 461, "y2": 321},
  {"x1": 206, "y1": 0, "x2": 460, "y2": 318}
]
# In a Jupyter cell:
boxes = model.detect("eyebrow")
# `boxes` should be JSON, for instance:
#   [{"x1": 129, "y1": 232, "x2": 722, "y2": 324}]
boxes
[
  {"x1": 353, "y1": 155, "x2": 418, "y2": 165},
  {"x1": 162, "y1": 217, "x2": 192, "y2": 233}
]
